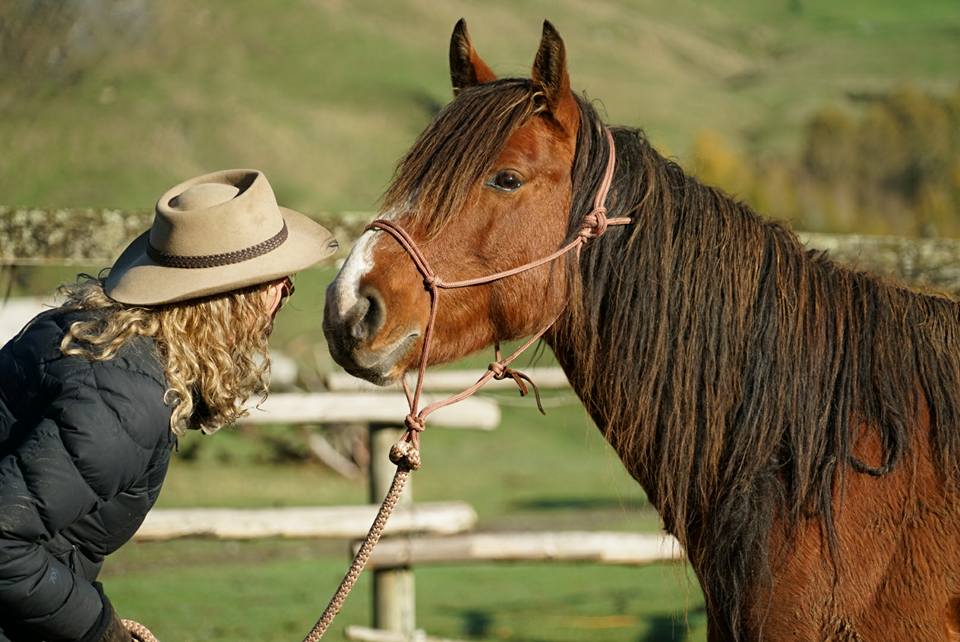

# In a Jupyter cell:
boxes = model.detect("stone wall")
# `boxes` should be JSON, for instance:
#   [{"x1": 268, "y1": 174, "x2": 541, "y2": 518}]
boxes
[{"x1": 3, "y1": 207, "x2": 960, "y2": 296}]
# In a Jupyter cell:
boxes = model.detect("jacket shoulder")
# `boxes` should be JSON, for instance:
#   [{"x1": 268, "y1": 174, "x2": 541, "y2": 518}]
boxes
[{"x1": 0, "y1": 307, "x2": 172, "y2": 449}]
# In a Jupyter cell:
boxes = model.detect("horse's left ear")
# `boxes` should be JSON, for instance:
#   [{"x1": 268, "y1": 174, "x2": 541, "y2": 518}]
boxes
[
  {"x1": 450, "y1": 18, "x2": 497, "y2": 96},
  {"x1": 531, "y1": 20, "x2": 577, "y2": 132}
]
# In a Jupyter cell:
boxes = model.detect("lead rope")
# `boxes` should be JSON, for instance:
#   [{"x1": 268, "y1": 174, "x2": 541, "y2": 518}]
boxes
[
  {"x1": 298, "y1": 127, "x2": 625, "y2": 642},
  {"x1": 301, "y1": 466, "x2": 410, "y2": 642},
  {"x1": 122, "y1": 619, "x2": 159, "y2": 642}
]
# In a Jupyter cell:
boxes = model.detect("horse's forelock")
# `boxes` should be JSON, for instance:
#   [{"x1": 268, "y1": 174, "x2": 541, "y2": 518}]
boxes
[{"x1": 382, "y1": 79, "x2": 541, "y2": 237}]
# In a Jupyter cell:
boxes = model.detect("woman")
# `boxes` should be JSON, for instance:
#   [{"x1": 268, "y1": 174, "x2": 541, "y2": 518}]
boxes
[{"x1": 0, "y1": 169, "x2": 337, "y2": 641}]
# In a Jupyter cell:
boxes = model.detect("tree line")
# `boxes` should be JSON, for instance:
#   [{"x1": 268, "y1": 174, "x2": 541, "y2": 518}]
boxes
[{"x1": 691, "y1": 84, "x2": 960, "y2": 237}]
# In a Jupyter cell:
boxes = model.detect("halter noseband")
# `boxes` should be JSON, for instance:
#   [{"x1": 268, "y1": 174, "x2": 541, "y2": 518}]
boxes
[{"x1": 365, "y1": 127, "x2": 629, "y2": 470}]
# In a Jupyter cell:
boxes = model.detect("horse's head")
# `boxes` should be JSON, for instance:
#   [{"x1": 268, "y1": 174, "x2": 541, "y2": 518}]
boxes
[{"x1": 325, "y1": 20, "x2": 593, "y2": 384}]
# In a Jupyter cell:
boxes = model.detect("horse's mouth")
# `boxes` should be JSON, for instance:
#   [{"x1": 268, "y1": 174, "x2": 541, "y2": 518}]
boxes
[{"x1": 328, "y1": 331, "x2": 420, "y2": 386}]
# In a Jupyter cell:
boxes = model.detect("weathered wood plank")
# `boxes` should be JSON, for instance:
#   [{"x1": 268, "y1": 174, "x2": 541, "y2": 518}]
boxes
[
  {"x1": 799, "y1": 232, "x2": 960, "y2": 296},
  {"x1": 240, "y1": 392, "x2": 499, "y2": 430},
  {"x1": 345, "y1": 626, "x2": 468, "y2": 642},
  {"x1": 133, "y1": 502, "x2": 477, "y2": 541},
  {"x1": 356, "y1": 531, "x2": 684, "y2": 569},
  {"x1": 326, "y1": 368, "x2": 571, "y2": 393},
  {"x1": 0, "y1": 206, "x2": 368, "y2": 265},
  {"x1": 0, "y1": 207, "x2": 153, "y2": 265},
  {"x1": 0, "y1": 296, "x2": 49, "y2": 343}
]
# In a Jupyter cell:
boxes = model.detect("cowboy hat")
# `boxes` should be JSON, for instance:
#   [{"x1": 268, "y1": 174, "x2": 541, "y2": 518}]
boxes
[{"x1": 104, "y1": 169, "x2": 338, "y2": 305}]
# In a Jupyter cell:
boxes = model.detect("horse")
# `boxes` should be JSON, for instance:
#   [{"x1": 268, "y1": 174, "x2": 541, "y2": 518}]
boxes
[{"x1": 323, "y1": 19, "x2": 960, "y2": 641}]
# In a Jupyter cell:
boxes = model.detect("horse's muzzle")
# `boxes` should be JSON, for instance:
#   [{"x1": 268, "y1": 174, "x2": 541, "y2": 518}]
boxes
[{"x1": 323, "y1": 281, "x2": 416, "y2": 385}]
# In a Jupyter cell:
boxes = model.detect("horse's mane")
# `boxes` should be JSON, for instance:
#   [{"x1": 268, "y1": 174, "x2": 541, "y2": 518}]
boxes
[
  {"x1": 559, "y1": 97, "x2": 960, "y2": 636},
  {"x1": 385, "y1": 78, "x2": 960, "y2": 637}
]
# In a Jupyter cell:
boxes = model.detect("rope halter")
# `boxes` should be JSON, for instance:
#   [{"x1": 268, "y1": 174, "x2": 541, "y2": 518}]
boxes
[
  {"x1": 301, "y1": 126, "x2": 630, "y2": 641},
  {"x1": 367, "y1": 127, "x2": 627, "y2": 469}
]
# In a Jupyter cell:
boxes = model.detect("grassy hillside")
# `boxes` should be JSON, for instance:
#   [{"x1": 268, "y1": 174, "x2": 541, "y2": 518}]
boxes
[{"x1": 1, "y1": 0, "x2": 957, "y2": 219}]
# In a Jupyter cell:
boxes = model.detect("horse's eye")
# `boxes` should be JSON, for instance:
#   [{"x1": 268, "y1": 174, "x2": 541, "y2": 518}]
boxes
[{"x1": 487, "y1": 170, "x2": 524, "y2": 192}]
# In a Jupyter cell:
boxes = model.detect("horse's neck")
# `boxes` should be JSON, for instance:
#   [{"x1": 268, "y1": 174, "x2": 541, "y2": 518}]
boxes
[
  {"x1": 546, "y1": 142, "x2": 960, "y2": 638},
  {"x1": 543, "y1": 180, "x2": 782, "y2": 513}
]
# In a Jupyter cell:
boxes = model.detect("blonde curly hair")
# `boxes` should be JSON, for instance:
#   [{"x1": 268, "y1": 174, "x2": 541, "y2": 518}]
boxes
[{"x1": 58, "y1": 276, "x2": 276, "y2": 435}]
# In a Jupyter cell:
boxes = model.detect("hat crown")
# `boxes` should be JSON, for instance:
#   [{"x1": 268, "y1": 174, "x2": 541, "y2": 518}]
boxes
[
  {"x1": 104, "y1": 167, "x2": 336, "y2": 305},
  {"x1": 150, "y1": 169, "x2": 284, "y2": 258},
  {"x1": 169, "y1": 183, "x2": 240, "y2": 211}
]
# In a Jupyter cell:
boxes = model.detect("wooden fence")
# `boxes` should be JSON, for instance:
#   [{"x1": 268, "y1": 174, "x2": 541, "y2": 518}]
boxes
[
  {"x1": 140, "y1": 391, "x2": 501, "y2": 638},
  {"x1": 7, "y1": 208, "x2": 960, "y2": 640}
]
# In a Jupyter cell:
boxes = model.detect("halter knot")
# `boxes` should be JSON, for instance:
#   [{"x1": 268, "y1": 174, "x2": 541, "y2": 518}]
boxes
[
  {"x1": 387, "y1": 414, "x2": 425, "y2": 470},
  {"x1": 487, "y1": 361, "x2": 546, "y2": 416},
  {"x1": 404, "y1": 414, "x2": 425, "y2": 433},
  {"x1": 580, "y1": 207, "x2": 609, "y2": 239},
  {"x1": 423, "y1": 274, "x2": 440, "y2": 289},
  {"x1": 389, "y1": 439, "x2": 422, "y2": 470}
]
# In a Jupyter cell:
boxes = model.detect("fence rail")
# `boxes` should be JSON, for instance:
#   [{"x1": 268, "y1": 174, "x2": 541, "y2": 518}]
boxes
[
  {"x1": 356, "y1": 531, "x2": 684, "y2": 568},
  {"x1": 325, "y1": 368, "x2": 570, "y2": 393},
  {"x1": 135, "y1": 503, "x2": 477, "y2": 541},
  {"x1": 243, "y1": 392, "x2": 499, "y2": 430}
]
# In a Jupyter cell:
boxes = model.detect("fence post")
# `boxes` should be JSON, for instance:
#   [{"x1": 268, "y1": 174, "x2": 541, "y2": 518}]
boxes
[{"x1": 368, "y1": 422, "x2": 415, "y2": 636}]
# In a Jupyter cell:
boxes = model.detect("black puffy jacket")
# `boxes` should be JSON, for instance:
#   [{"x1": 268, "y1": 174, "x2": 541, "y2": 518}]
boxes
[{"x1": 0, "y1": 308, "x2": 175, "y2": 641}]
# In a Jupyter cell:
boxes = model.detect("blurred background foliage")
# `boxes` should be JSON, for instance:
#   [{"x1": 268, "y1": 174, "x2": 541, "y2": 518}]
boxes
[
  {"x1": 692, "y1": 85, "x2": 960, "y2": 236},
  {"x1": 1, "y1": 0, "x2": 959, "y2": 235}
]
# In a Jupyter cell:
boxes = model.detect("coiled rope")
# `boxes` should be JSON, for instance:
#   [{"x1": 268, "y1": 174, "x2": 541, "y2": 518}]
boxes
[{"x1": 123, "y1": 619, "x2": 160, "y2": 642}]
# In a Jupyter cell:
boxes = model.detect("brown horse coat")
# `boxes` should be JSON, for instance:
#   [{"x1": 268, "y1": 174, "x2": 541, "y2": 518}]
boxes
[{"x1": 324, "y1": 20, "x2": 960, "y2": 641}]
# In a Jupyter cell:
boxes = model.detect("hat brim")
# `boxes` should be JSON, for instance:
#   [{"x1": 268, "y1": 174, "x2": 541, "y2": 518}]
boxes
[{"x1": 104, "y1": 207, "x2": 338, "y2": 305}]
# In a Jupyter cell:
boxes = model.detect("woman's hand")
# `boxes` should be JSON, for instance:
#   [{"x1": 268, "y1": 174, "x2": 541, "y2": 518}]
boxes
[
  {"x1": 81, "y1": 583, "x2": 133, "y2": 642},
  {"x1": 98, "y1": 611, "x2": 133, "y2": 642}
]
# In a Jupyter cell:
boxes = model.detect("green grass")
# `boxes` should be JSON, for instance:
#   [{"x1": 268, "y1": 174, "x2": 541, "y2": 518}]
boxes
[{"x1": 104, "y1": 543, "x2": 706, "y2": 642}]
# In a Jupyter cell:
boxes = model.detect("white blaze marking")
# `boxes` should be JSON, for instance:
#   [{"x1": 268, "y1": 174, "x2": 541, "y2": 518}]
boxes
[
  {"x1": 335, "y1": 230, "x2": 377, "y2": 314},
  {"x1": 333, "y1": 207, "x2": 404, "y2": 315}
]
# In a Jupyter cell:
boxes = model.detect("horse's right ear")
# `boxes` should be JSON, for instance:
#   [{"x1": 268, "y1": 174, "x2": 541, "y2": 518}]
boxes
[
  {"x1": 449, "y1": 18, "x2": 496, "y2": 96},
  {"x1": 531, "y1": 21, "x2": 577, "y2": 132}
]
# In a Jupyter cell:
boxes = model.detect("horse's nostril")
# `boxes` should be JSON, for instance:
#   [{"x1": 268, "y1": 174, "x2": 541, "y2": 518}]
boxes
[
  {"x1": 350, "y1": 288, "x2": 385, "y2": 342},
  {"x1": 348, "y1": 298, "x2": 369, "y2": 341}
]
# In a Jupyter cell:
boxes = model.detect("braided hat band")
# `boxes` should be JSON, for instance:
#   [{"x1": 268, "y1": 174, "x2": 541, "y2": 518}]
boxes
[{"x1": 146, "y1": 221, "x2": 289, "y2": 269}]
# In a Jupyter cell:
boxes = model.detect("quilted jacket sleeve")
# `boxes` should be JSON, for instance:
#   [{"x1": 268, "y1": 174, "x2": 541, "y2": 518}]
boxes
[{"x1": 0, "y1": 359, "x2": 163, "y2": 641}]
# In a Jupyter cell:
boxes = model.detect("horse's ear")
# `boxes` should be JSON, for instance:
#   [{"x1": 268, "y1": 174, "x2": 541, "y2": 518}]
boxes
[
  {"x1": 531, "y1": 21, "x2": 577, "y2": 132},
  {"x1": 449, "y1": 18, "x2": 496, "y2": 96}
]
